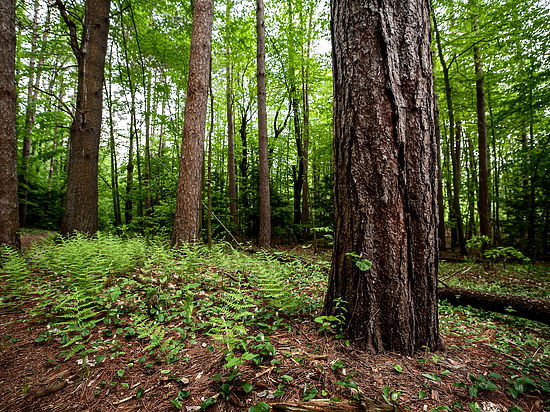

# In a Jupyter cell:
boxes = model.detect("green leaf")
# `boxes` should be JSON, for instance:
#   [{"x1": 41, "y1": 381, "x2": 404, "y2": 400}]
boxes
[
  {"x1": 224, "y1": 357, "x2": 243, "y2": 368},
  {"x1": 422, "y1": 373, "x2": 441, "y2": 381},
  {"x1": 418, "y1": 390, "x2": 427, "y2": 399},
  {"x1": 241, "y1": 383, "x2": 253, "y2": 393},
  {"x1": 136, "y1": 387, "x2": 144, "y2": 398},
  {"x1": 170, "y1": 398, "x2": 182, "y2": 409},
  {"x1": 242, "y1": 352, "x2": 258, "y2": 360},
  {"x1": 355, "y1": 259, "x2": 372, "y2": 271},
  {"x1": 248, "y1": 401, "x2": 270, "y2": 412},
  {"x1": 200, "y1": 397, "x2": 217, "y2": 409},
  {"x1": 393, "y1": 364, "x2": 403, "y2": 373},
  {"x1": 303, "y1": 387, "x2": 318, "y2": 401},
  {"x1": 116, "y1": 369, "x2": 125, "y2": 377},
  {"x1": 280, "y1": 375, "x2": 293, "y2": 382}
]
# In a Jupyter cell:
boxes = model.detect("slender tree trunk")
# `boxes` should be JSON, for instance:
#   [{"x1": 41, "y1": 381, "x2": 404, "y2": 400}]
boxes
[
  {"x1": 434, "y1": 94, "x2": 446, "y2": 251},
  {"x1": 226, "y1": 1, "x2": 238, "y2": 232},
  {"x1": 487, "y1": 86, "x2": 500, "y2": 243},
  {"x1": 129, "y1": 4, "x2": 152, "y2": 215},
  {"x1": 451, "y1": 122, "x2": 467, "y2": 254},
  {"x1": 433, "y1": 12, "x2": 466, "y2": 255},
  {"x1": 256, "y1": 0, "x2": 271, "y2": 248},
  {"x1": 325, "y1": 0, "x2": 440, "y2": 354},
  {"x1": 19, "y1": 0, "x2": 42, "y2": 227},
  {"x1": 105, "y1": 49, "x2": 121, "y2": 227},
  {"x1": 239, "y1": 110, "x2": 249, "y2": 209},
  {"x1": 473, "y1": 42, "x2": 491, "y2": 242},
  {"x1": 466, "y1": 132, "x2": 477, "y2": 239},
  {"x1": 0, "y1": 0, "x2": 20, "y2": 249},
  {"x1": 207, "y1": 67, "x2": 214, "y2": 248},
  {"x1": 287, "y1": 0, "x2": 304, "y2": 226},
  {"x1": 57, "y1": 0, "x2": 111, "y2": 236},
  {"x1": 171, "y1": 0, "x2": 213, "y2": 245},
  {"x1": 300, "y1": 10, "x2": 312, "y2": 228}
]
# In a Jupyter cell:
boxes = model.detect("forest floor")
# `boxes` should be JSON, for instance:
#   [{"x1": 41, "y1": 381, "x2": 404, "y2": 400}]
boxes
[{"x1": 0, "y1": 232, "x2": 548, "y2": 412}]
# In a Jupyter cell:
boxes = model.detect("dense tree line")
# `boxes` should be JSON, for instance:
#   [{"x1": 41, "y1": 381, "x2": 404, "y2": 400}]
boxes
[{"x1": 2, "y1": 0, "x2": 545, "y2": 256}]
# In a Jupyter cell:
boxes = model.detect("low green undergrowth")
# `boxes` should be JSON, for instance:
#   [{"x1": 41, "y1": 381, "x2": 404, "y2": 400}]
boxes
[{"x1": 0, "y1": 234, "x2": 326, "y2": 366}]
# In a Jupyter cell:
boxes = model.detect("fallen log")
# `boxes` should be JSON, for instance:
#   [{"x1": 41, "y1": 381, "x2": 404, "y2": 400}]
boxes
[{"x1": 438, "y1": 286, "x2": 550, "y2": 325}]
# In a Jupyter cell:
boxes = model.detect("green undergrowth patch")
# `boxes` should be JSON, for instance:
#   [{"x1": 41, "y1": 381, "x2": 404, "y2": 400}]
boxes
[{"x1": 0, "y1": 234, "x2": 326, "y2": 365}]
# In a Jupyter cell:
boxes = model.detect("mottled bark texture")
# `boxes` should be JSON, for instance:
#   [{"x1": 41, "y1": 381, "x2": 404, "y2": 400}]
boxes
[
  {"x1": 57, "y1": 0, "x2": 111, "y2": 235},
  {"x1": 325, "y1": 0, "x2": 441, "y2": 354},
  {"x1": 171, "y1": 0, "x2": 213, "y2": 245},
  {"x1": 256, "y1": 0, "x2": 271, "y2": 248},
  {"x1": 0, "y1": 0, "x2": 20, "y2": 249}
]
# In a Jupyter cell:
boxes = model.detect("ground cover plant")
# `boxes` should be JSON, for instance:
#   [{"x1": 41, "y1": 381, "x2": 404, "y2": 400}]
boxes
[{"x1": 0, "y1": 233, "x2": 548, "y2": 411}]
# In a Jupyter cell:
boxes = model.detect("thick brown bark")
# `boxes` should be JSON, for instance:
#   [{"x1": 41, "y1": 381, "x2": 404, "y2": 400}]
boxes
[
  {"x1": 325, "y1": 0, "x2": 440, "y2": 354},
  {"x1": 439, "y1": 287, "x2": 550, "y2": 325},
  {"x1": 171, "y1": 0, "x2": 213, "y2": 245},
  {"x1": 226, "y1": 1, "x2": 238, "y2": 232},
  {"x1": 0, "y1": 0, "x2": 20, "y2": 249},
  {"x1": 256, "y1": 0, "x2": 271, "y2": 248},
  {"x1": 57, "y1": 0, "x2": 111, "y2": 236}
]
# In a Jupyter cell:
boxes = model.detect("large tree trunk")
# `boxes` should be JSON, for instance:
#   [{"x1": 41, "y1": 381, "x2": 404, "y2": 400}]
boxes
[
  {"x1": 0, "y1": 0, "x2": 20, "y2": 249},
  {"x1": 439, "y1": 287, "x2": 550, "y2": 325},
  {"x1": 256, "y1": 0, "x2": 271, "y2": 248},
  {"x1": 325, "y1": 0, "x2": 440, "y2": 354},
  {"x1": 57, "y1": 0, "x2": 111, "y2": 236},
  {"x1": 171, "y1": 0, "x2": 213, "y2": 245}
]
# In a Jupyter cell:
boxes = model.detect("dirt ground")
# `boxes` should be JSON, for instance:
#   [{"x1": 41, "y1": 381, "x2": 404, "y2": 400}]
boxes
[{"x1": 1, "y1": 306, "x2": 548, "y2": 412}]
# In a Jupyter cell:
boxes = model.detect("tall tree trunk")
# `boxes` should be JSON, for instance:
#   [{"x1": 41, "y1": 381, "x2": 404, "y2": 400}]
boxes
[
  {"x1": 473, "y1": 40, "x2": 491, "y2": 242},
  {"x1": 19, "y1": 0, "x2": 44, "y2": 227},
  {"x1": 300, "y1": 9, "x2": 312, "y2": 227},
  {"x1": 487, "y1": 86, "x2": 500, "y2": 243},
  {"x1": 287, "y1": 0, "x2": 304, "y2": 226},
  {"x1": 239, "y1": 110, "x2": 249, "y2": 209},
  {"x1": 325, "y1": 0, "x2": 440, "y2": 354},
  {"x1": 129, "y1": 4, "x2": 152, "y2": 215},
  {"x1": 466, "y1": 132, "x2": 477, "y2": 239},
  {"x1": 207, "y1": 66, "x2": 214, "y2": 248},
  {"x1": 0, "y1": 0, "x2": 20, "y2": 249},
  {"x1": 434, "y1": 94, "x2": 446, "y2": 251},
  {"x1": 171, "y1": 0, "x2": 213, "y2": 245},
  {"x1": 451, "y1": 122, "x2": 467, "y2": 254},
  {"x1": 433, "y1": 11, "x2": 466, "y2": 255},
  {"x1": 105, "y1": 49, "x2": 121, "y2": 227},
  {"x1": 256, "y1": 0, "x2": 271, "y2": 248},
  {"x1": 226, "y1": 0, "x2": 238, "y2": 232},
  {"x1": 56, "y1": 0, "x2": 111, "y2": 235}
]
